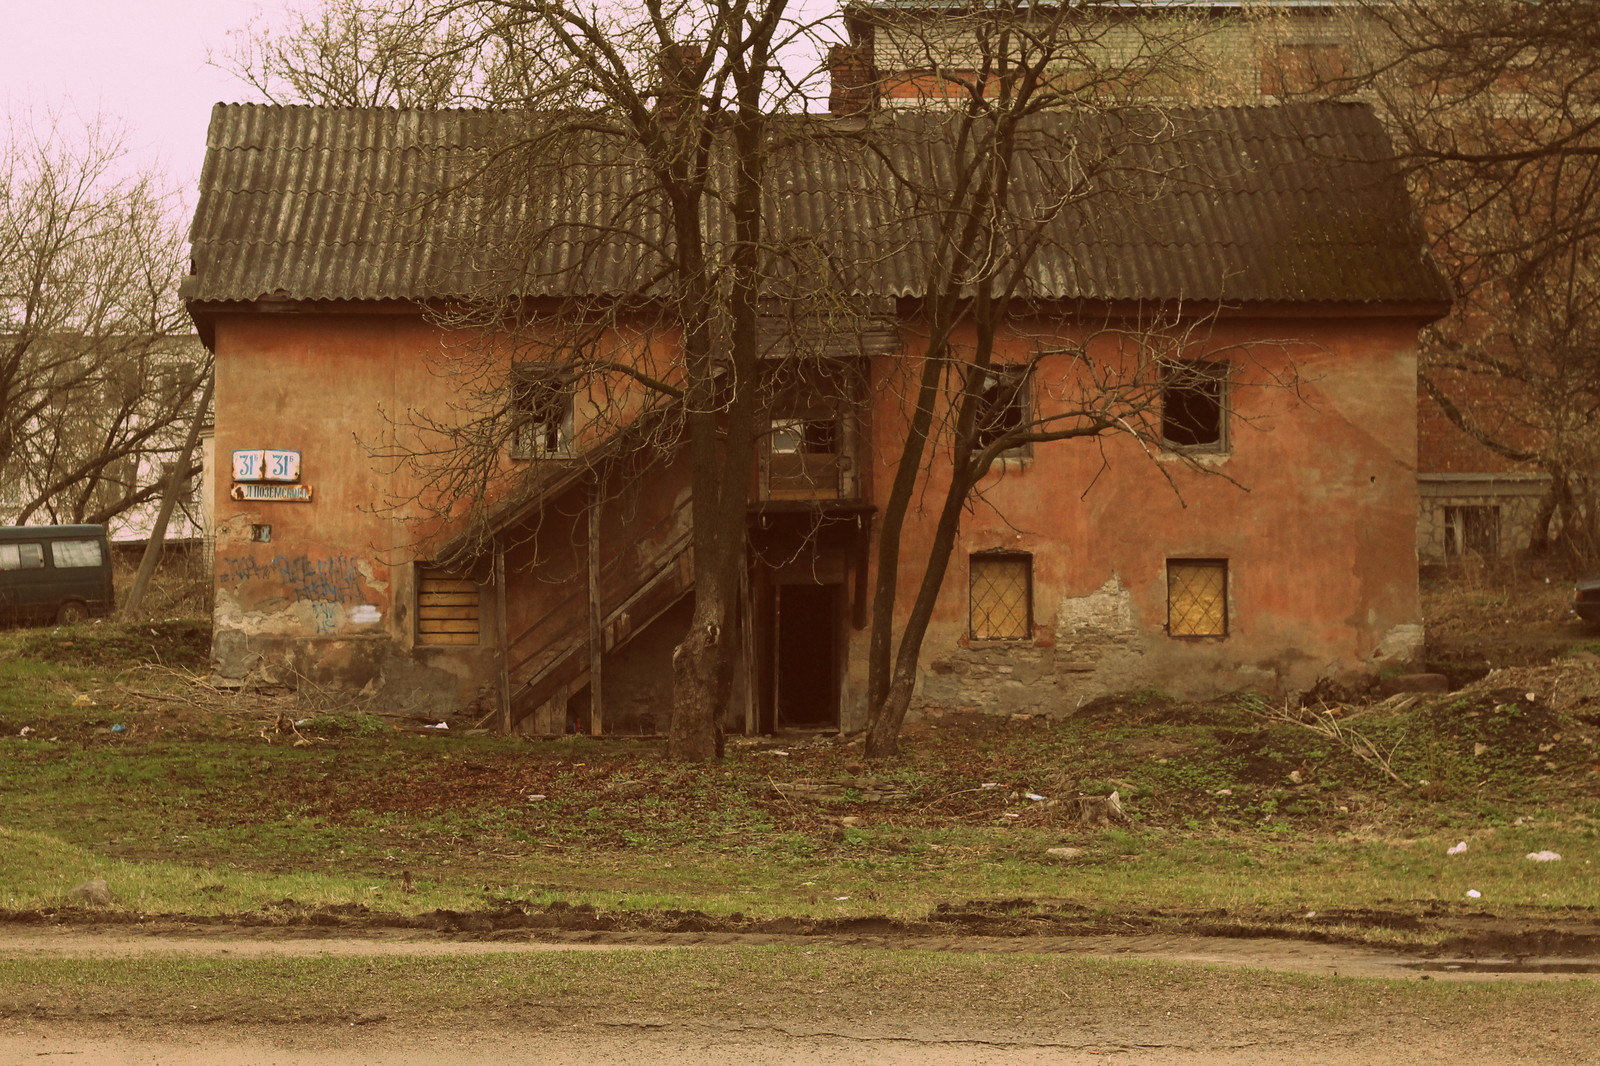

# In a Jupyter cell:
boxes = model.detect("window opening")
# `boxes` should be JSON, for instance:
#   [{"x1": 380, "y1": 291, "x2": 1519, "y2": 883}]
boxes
[
  {"x1": 1168, "y1": 559, "x2": 1228, "y2": 637},
  {"x1": 1161, "y1": 362, "x2": 1226, "y2": 450},
  {"x1": 975, "y1": 366, "x2": 1029, "y2": 452},
  {"x1": 970, "y1": 551, "x2": 1032, "y2": 640},
  {"x1": 770, "y1": 418, "x2": 838, "y2": 456},
  {"x1": 511, "y1": 364, "x2": 572, "y2": 458},
  {"x1": 1443, "y1": 505, "x2": 1500, "y2": 557}
]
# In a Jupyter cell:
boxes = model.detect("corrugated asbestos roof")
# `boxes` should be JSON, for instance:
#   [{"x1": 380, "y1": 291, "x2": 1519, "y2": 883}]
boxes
[{"x1": 183, "y1": 101, "x2": 1448, "y2": 307}]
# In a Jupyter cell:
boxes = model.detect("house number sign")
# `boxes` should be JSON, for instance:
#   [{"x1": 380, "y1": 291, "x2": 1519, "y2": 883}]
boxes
[{"x1": 232, "y1": 449, "x2": 312, "y2": 502}]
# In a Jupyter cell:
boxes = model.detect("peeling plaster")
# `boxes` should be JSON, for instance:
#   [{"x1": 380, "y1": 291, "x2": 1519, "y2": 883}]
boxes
[{"x1": 1372, "y1": 623, "x2": 1425, "y2": 666}]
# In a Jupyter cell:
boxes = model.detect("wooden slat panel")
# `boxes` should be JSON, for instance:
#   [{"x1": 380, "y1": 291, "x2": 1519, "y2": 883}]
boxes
[
  {"x1": 420, "y1": 619, "x2": 479, "y2": 633},
  {"x1": 419, "y1": 632, "x2": 478, "y2": 646},
  {"x1": 418, "y1": 605, "x2": 479, "y2": 620},
  {"x1": 421, "y1": 578, "x2": 477, "y2": 593},
  {"x1": 419, "y1": 592, "x2": 478, "y2": 607}
]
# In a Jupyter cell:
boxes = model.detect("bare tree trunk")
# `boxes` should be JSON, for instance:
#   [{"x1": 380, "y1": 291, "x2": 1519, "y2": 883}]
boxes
[{"x1": 124, "y1": 375, "x2": 213, "y2": 617}]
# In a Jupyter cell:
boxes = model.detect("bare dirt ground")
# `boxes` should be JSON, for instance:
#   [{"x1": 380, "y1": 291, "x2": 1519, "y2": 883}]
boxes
[
  {"x1": 0, "y1": 924, "x2": 1594, "y2": 981},
  {"x1": 2, "y1": 1020, "x2": 1588, "y2": 1066},
  {"x1": 1, "y1": 927, "x2": 1596, "y2": 1066}
]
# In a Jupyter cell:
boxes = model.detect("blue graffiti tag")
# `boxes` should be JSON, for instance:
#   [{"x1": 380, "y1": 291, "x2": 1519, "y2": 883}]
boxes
[{"x1": 221, "y1": 554, "x2": 365, "y2": 604}]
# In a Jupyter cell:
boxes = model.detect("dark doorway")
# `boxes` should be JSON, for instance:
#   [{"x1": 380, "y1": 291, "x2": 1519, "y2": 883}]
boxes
[{"x1": 774, "y1": 583, "x2": 840, "y2": 729}]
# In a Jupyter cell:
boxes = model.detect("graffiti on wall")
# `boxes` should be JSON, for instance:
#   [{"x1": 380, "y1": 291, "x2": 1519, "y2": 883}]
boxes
[{"x1": 221, "y1": 554, "x2": 366, "y2": 604}]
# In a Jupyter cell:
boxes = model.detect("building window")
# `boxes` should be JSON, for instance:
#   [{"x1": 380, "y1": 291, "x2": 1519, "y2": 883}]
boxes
[
  {"x1": 1444, "y1": 505, "x2": 1500, "y2": 557},
  {"x1": 416, "y1": 567, "x2": 480, "y2": 646},
  {"x1": 511, "y1": 364, "x2": 572, "y2": 458},
  {"x1": 1168, "y1": 559, "x2": 1227, "y2": 637},
  {"x1": 970, "y1": 551, "x2": 1032, "y2": 640},
  {"x1": 975, "y1": 365, "x2": 1030, "y2": 452},
  {"x1": 1160, "y1": 361, "x2": 1227, "y2": 451},
  {"x1": 771, "y1": 417, "x2": 838, "y2": 457}
]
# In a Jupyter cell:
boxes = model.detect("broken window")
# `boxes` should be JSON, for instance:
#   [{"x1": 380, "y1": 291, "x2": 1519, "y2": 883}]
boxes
[
  {"x1": 770, "y1": 417, "x2": 838, "y2": 457},
  {"x1": 765, "y1": 413, "x2": 847, "y2": 500},
  {"x1": 1443, "y1": 505, "x2": 1500, "y2": 557},
  {"x1": 970, "y1": 551, "x2": 1032, "y2": 640},
  {"x1": 1160, "y1": 361, "x2": 1227, "y2": 451},
  {"x1": 510, "y1": 364, "x2": 572, "y2": 458},
  {"x1": 1167, "y1": 559, "x2": 1228, "y2": 637},
  {"x1": 416, "y1": 567, "x2": 480, "y2": 646},
  {"x1": 975, "y1": 365, "x2": 1030, "y2": 453}
]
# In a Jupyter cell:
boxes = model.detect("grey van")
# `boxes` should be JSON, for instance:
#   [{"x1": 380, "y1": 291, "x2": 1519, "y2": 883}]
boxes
[{"x1": 0, "y1": 525, "x2": 116, "y2": 625}]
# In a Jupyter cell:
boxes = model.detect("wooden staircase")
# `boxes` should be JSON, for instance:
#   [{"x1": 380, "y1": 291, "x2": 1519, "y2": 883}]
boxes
[{"x1": 503, "y1": 493, "x2": 694, "y2": 733}]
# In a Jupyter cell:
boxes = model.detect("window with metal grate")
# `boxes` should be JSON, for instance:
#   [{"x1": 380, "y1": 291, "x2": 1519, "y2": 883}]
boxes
[
  {"x1": 970, "y1": 551, "x2": 1032, "y2": 640},
  {"x1": 1167, "y1": 559, "x2": 1227, "y2": 637}
]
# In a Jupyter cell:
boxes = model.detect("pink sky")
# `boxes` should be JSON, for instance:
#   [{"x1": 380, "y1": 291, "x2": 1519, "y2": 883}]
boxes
[
  {"x1": 0, "y1": 0, "x2": 290, "y2": 193},
  {"x1": 2, "y1": 0, "x2": 840, "y2": 211}
]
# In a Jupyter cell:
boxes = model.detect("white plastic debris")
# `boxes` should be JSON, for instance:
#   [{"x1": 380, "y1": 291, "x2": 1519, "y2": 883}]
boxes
[
  {"x1": 1525, "y1": 851, "x2": 1563, "y2": 862},
  {"x1": 980, "y1": 782, "x2": 1002, "y2": 789},
  {"x1": 834, "y1": 896, "x2": 850, "y2": 901},
  {"x1": 1025, "y1": 793, "x2": 1046, "y2": 802},
  {"x1": 1466, "y1": 889, "x2": 1482, "y2": 899},
  {"x1": 425, "y1": 722, "x2": 449, "y2": 730},
  {"x1": 1447, "y1": 841, "x2": 1468, "y2": 856},
  {"x1": 525, "y1": 794, "x2": 546, "y2": 802}
]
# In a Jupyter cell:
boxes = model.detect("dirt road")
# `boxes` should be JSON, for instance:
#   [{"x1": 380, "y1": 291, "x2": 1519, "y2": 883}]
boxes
[{"x1": 1, "y1": 928, "x2": 1595, "y2": 1066}]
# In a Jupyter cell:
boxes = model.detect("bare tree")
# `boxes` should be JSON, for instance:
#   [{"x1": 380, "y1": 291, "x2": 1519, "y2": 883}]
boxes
[
  {"x1": 229, "y1": 0, "x2": 829, "y2": 759},
  {"x1": 0, "y1": 116, "x2": 208, "y2": 534},
  {"x1": 1351, "y1": 0, "x2": 1600, "y2": 559},
  {"x1": 218, "y1": 0, "x2": 500, "y2": 107},
  {"x1": 849, "y1": 2, "x2": 1297, "y2": 755}
]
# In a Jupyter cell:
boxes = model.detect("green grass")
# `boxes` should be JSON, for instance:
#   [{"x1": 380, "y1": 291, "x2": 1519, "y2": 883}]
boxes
[{"x1": 0, "y1": 618, "x2": 1596, "y2": 941}]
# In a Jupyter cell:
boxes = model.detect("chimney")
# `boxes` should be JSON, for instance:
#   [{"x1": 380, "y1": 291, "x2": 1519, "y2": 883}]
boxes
[
  {"x1": 658, "y1": 42, "x2": 704, "y2": 121},
  {"x1": 828, "y1": 43, "x2": 877, "y2": 115}
]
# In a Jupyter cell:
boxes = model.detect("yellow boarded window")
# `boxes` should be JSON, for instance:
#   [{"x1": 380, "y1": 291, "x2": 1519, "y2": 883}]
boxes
[
  {"x1": 970, "y1": 552, "x2": 1031, "y2": 640},
  {"x1": 417, "y1": 567, "x2": 480, "y2": 646},
  {"x1": 1167, "y1": 560, "x2": 1227, "y2": 637}
]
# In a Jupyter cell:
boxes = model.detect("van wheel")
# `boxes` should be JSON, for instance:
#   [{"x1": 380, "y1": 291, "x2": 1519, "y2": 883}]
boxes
[{"x1": 56, "y1": 601, "x2": 89, "y2": 625}]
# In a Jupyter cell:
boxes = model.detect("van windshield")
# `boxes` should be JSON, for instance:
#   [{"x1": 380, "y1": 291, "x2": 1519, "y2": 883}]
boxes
[
  {"x1": 0, "y1": 543, "x2": 45, "y2": 570},
  {"x1": 50, "y1": 540, "x2": 105, "y2": 568}
]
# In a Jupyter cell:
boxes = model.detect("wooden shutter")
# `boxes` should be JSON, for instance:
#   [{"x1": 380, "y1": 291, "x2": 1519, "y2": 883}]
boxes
[{"x1": 417, "y1": 568, "x2": 479, "y2": 646}]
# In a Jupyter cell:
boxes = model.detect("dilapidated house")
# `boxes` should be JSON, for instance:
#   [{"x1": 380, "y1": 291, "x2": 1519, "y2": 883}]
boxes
[{"x1": 183, "y1": 100, "x2": 1447, "y2": 733}]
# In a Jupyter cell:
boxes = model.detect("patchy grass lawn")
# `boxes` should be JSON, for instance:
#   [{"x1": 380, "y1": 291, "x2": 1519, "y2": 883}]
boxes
[{"x1": 0, "y1": 596, "x2": 1597, "y2": 947}]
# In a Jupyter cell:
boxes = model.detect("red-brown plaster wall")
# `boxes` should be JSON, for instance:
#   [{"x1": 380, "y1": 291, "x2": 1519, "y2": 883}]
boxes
[
  {"x1": 209, "y1": 311, "x2": 497, "y2": 704},
  {"x1": 850, "y1": 311, "x2": 1425, "y2": 722}
]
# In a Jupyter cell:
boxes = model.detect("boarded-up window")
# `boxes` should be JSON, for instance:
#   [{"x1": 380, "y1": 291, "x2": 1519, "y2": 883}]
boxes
[
  {"x1": 1167, "y1": 559, "x2": 1227, "y2": 637},
  {"x1": 417, "y1": 568, "x2": 480, "y2": 646},
  {"x1": 970, "y1": 552, "x2": 1031, "y2": 640}
]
